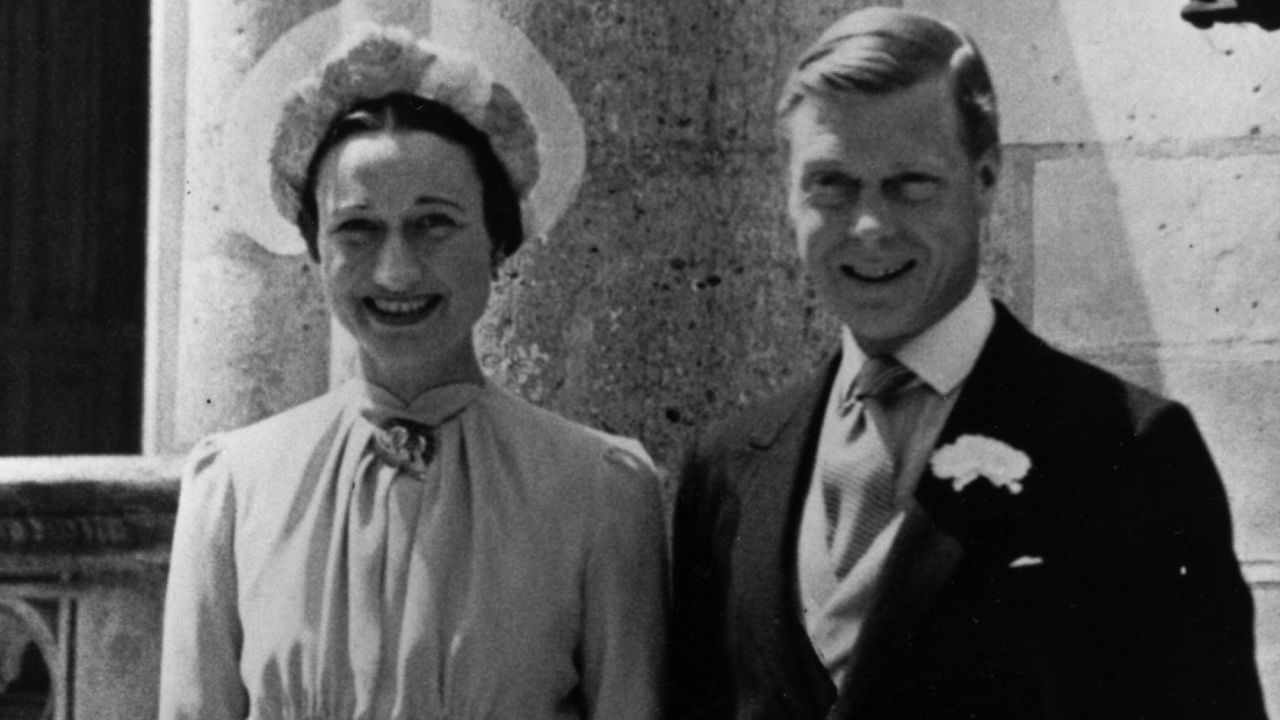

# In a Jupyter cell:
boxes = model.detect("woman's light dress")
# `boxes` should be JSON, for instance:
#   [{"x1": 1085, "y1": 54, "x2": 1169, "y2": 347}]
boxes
[{"x1": 159, "y1": 379, "x2": 667, "y2": 720}]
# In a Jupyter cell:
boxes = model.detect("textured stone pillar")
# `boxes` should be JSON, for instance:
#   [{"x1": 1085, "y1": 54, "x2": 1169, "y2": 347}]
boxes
[{"x1": 170, "y1": 0, "x2": 334, "y2": 450}]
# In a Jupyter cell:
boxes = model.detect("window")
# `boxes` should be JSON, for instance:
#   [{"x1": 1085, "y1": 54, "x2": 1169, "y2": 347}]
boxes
[{"x1": 0, "y1": 0, "x2": 149, "y2": 455}]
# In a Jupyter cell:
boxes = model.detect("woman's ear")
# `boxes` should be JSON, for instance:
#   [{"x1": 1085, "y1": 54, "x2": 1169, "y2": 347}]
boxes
[{"x1": 489, "y1": 248, "x2": 507, "y2": 280}]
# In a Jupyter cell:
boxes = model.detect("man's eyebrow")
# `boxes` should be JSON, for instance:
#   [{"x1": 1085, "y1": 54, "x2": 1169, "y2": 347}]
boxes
[{"x1": 412, "y1": 194, "x2": 465, "y2": 210}]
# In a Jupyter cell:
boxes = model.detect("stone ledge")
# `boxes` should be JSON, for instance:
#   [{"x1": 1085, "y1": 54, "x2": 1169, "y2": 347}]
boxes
[
  {"x1": 0, "y1": 456, "x2": 181, "y2": 573},
  {"x1": 0, "y1": 455, "x2": 1274, "y2": 591}
]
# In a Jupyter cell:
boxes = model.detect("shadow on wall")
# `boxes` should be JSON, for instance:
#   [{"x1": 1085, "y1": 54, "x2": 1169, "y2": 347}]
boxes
[
  {"x1": 996, "y1": 0, "x2": 1167, "y2": 394},
  {"x1": 497, "y1": 0, "x2": 867, "y2": 472}
]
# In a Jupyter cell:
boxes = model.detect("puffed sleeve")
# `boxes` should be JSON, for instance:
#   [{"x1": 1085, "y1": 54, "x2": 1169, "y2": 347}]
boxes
[
  {"x1": 579, "y1": 443, "x2": 669, "y2": 720},
  {"x1": 158, "y1": 436, "x2": 249, "y2": 720}
]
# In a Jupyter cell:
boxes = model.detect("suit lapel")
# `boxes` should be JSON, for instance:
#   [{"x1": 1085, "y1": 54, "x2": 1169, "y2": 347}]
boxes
[
  {"x1": 829, "y1": 504, "x2": 963, "y2": 718},
  {"x1": 731, "y1": 356, "x2": 841, "y2": 717},
  {"x1": 913, "y1": 304, "x2": 1050, "y2": 558},
  {"x1": 830, "y1": 304, "x2": 1049, "y2": 719}
]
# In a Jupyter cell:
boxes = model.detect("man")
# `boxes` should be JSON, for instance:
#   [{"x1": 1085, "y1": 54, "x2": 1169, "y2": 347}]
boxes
[{"x1": 670, "y1": 8, "x2": 1268, "y2": 720}]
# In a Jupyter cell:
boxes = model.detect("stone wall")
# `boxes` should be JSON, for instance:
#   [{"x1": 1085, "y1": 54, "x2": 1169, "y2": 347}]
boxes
[{"x1": 0, "y1": 457, "x2": 177, "y2": 719}]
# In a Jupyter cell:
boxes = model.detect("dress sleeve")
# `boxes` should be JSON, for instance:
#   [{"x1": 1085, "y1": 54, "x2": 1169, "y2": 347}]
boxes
[
  {"x1": 158, "y1": 436, "x2": 249, "y2": 720},
  {"x1": 579, "y1": 443, "x2": 669, "y2": 720}
]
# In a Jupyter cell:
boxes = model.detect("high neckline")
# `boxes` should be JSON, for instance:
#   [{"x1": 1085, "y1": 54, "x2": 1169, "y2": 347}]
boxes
[{"x1": 345, "y1": 377, "x2": 486, "y2": 428}]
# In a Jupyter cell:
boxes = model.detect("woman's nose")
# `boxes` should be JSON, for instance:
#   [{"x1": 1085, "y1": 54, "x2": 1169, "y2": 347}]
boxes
[{"x1": 372, "y1": 232, "x2": 426, "y2": 290}]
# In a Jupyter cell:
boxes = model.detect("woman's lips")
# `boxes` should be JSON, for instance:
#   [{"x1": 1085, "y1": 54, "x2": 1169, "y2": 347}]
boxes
[
  {"x1": 841, "y1": 259, "x2": 917, "y2": 283},
  {"x1": 363, "y1": 295, "x2": 442, "y2": 325}
]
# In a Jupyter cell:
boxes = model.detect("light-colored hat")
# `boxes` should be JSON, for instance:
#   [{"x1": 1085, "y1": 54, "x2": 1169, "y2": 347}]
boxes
[
  {"x1": 218, "y1": 5, "x2": 585, "y2": 255},
  {"x1": 269, "y1": 24, "x2": 539, "y2": 231}
]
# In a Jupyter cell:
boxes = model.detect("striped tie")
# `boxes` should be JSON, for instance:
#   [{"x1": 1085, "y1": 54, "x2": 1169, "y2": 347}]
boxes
[{"x1": 821, "y1": 356, "x2": 916, "y2": 580}]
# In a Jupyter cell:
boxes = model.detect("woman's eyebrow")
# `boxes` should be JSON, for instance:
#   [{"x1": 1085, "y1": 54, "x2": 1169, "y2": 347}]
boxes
[{"x1": 413, "y1": 194, "x2": 465, "y2": 210}]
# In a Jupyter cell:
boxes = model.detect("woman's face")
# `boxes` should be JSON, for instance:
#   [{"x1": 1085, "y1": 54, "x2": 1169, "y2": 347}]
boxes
[{"x1": 314, "y1": 129, "x2": 492, "y2": 396}]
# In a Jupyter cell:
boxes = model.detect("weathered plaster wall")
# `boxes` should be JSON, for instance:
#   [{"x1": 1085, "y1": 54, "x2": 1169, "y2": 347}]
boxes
[
  {"x1": 910, "y1": 0, "x2": 1280, "y2": 710},
  {"x1": 478, "y1": 0, "x2": 903, "y2": 473}
]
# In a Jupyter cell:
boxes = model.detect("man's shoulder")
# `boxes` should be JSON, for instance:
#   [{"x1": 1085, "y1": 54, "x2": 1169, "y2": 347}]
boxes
[
  {"x1": 989, "y1": 304, "x2": 1182, "y2": 429},
  {"x1": 692, "y1": 362, "x2": 835, "y2": 459}
]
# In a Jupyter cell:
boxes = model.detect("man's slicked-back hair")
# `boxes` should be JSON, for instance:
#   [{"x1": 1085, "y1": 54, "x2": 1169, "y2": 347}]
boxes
[{"x1": 776, "y1": 7, "x2": 999, "y2": 162}]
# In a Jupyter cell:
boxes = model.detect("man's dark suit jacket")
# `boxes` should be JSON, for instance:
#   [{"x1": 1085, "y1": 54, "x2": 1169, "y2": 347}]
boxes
[{"x1": 670, "y1": 302, "x2": 1267, "y2": 720}]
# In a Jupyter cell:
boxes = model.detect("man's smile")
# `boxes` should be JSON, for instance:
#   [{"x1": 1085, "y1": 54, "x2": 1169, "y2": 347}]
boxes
[{"x1": 840, "y1": 259, "x2": 917, "y2": 283}]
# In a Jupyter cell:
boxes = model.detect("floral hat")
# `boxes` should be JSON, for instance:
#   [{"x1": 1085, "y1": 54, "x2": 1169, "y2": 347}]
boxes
[{"x1": 268, "y1": 24, "x2": 541, "y2": 235}]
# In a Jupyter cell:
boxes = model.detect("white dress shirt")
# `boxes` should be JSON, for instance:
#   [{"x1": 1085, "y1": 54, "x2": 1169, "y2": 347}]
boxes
[{"x1": 798, "y1": 283, "x2": 996, "y2": 686}]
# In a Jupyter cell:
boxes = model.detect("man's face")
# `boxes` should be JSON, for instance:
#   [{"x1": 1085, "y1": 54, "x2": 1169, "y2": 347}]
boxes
[{"x1": 785, "y1": 74, "x2": 999, "y2": 355}]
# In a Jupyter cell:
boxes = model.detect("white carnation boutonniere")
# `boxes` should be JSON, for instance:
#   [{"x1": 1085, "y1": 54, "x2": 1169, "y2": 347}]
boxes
[{"x1": 930, "y1": 435, "x2": 1032, "y2": 495}]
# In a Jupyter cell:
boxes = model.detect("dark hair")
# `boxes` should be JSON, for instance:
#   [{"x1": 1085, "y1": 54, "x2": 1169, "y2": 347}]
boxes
[
  {"x1": 776, "y1": 8, "x2": 999, "y2": 163},
  {"x1": 297, "y1": 93, "x2": 524, "y2": 262}
]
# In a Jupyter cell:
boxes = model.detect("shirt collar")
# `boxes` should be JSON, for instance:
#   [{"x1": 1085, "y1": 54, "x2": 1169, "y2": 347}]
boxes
[{"x1": 837, "y1": 282, "x2": 995, "y2": 398}]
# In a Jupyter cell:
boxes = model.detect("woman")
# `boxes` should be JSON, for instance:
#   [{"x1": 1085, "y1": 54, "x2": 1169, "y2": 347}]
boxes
[{"x1": 159, "y1": 26, "x2": 667, "y2": 720}]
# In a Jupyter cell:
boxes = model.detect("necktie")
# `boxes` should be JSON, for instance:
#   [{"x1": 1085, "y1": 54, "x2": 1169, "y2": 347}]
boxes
[{"x1": 821, "y1": 356, "x2": 917, "y2": 582}]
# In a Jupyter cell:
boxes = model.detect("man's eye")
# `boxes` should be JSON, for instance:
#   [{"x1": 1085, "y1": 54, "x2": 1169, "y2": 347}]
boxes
[
  {"x1": 413, "y1": 213, "x2": 464, "y2": 238},
  {"x1": 889, "y1": 176, "x2": 941, "y2": 203}
]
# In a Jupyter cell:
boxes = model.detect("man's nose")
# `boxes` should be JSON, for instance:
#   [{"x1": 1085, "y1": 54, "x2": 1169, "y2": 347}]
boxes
[
  {"x1": 848, "y1": 195, "x2": 894, "y2": 246},
  {"x1": 373, "y1": 231, "x2": 426, "y2": 290}
]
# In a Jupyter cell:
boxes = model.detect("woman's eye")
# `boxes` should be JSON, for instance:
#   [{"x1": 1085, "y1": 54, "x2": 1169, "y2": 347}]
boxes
[
  {"x1": 806, "y1": 172, "x2": 857, "y2": 206},
  {"x1": 332, "y1": 218, "x2": 380, "y2": 237}
]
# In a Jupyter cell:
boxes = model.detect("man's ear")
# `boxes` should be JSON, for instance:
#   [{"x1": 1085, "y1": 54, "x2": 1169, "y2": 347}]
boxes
[
  {"x1": 975, "y1": 147, "x2": 1002, "y2": 210},
  {"x1": 977, "y1": 147, "x2": 1001, "y2": 187}
]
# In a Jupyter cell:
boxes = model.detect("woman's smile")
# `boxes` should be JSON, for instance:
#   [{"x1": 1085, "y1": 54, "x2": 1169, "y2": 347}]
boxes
[{"x1": 363, "y1": 294, "x2": 443, "y2": 325}]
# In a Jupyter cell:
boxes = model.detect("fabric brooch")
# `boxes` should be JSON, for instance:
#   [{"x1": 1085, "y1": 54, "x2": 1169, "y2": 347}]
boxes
[
  {"x1": 930, "y1": 434, "x2": 1031, "y2": 495},
  {"x1": 373, "y1": 420, "x2": 436, "y2": 480}
]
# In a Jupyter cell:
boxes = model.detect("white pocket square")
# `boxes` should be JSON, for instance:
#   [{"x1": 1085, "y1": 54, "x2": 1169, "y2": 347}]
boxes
[{"x1": 1009, "y1": 555, "x2": 1045, "y2": 568}]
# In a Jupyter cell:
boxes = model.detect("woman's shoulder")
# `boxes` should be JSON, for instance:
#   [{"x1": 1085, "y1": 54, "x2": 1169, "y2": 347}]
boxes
[
  {"x1": 224, "y1": 390, "x2": 346, "y2": 447},
  {"x1": 183, "y1": 390, "x2": 349, "y2": 489},
  {"x1": 477, "y1": 384, "x2": 658, "y2": 483}
]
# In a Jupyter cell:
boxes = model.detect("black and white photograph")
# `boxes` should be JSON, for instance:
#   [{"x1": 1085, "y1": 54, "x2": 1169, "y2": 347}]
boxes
[{"x1": 0, "y1": 0, "x2": 1276, "y2": 717}]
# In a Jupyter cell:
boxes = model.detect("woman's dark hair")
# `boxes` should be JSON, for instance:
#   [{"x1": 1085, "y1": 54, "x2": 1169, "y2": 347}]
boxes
[{"x1": 296, "y1": 93, "x2": 524, "y2": 262}]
